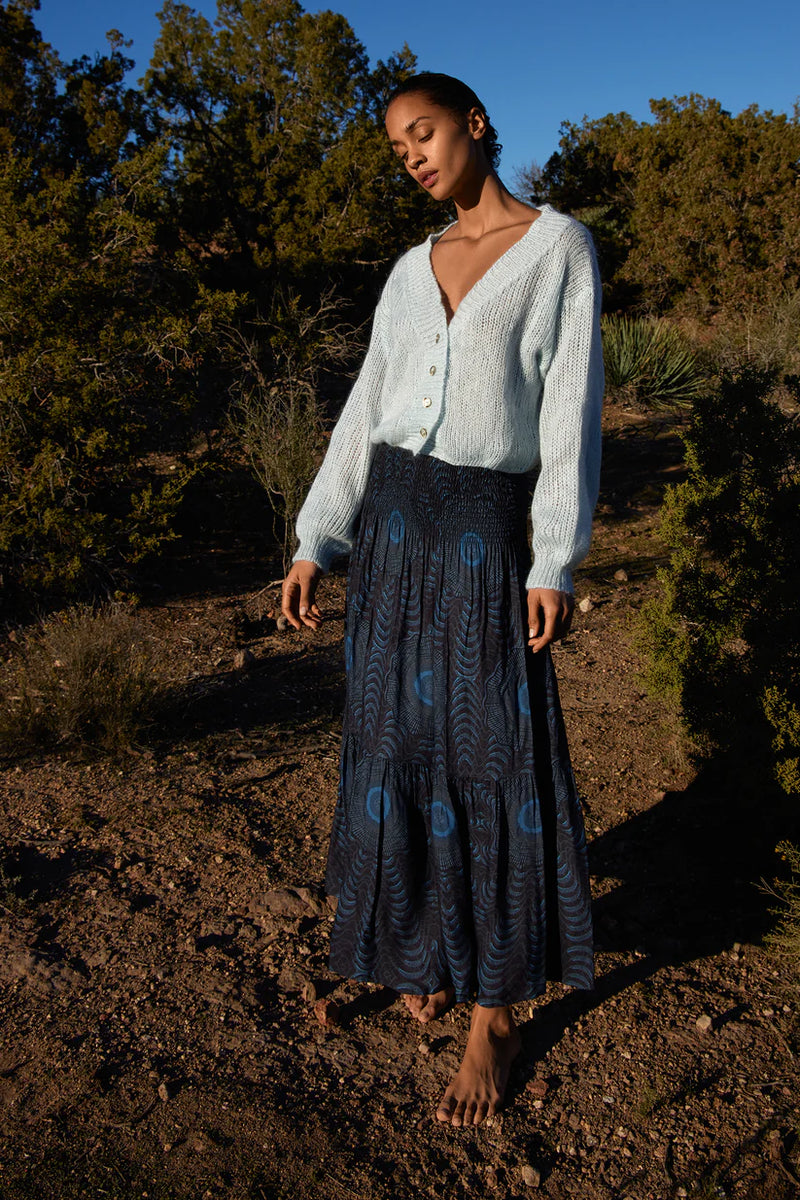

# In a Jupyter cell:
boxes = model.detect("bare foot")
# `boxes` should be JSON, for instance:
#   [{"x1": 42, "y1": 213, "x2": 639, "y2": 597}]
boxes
[
  {"x1": 436, "y1": 1003, "x2": 521, "y2": 1127},
  {"x1": 401, "y1": 986, "x2": 456, "y2": 1024}
]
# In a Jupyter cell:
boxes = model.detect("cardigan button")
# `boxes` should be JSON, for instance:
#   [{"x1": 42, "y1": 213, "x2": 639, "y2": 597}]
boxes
[
  {"x1": 422, "y1": 397, "x2": 432, "y2": 407},
  {"x1": 429, "y1": 365, "x2": 436, "y2": 375},
  {"x1": 419, "y1": 427, "x2": 428, "y2": 438},
  {"x1": 435, "y1": 333, "x2": 441, "y2": 343}
]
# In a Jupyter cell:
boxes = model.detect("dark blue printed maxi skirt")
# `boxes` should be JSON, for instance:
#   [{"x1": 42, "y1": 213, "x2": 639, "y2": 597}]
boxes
[{"x1": 325, "y1": 444, "x2": 594, "y2": 1005}]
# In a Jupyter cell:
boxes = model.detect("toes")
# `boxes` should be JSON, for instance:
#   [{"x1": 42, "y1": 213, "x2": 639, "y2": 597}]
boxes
[
  {"x1": 450, "y1": 1099, "x2": 467, "y2": 1127},
  {"x1": 436, "y1": 1095, "x2": 456, "y2": 1124},
  {"x1": 463, "y1": 1100, "x2": 478, "y2": 1126},
  {"x1": 473, "y1": 1100, "x2": 490, "y2": 1126}
]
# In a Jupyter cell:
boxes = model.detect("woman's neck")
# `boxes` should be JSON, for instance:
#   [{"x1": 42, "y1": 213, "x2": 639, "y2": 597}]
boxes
[{"x1": 449, "y1": 171, "x2": 535, "y2": 239}]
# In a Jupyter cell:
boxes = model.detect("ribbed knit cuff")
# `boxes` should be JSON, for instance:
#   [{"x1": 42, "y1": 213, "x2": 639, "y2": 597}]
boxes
[
  {"x1": 525, "y1": 560, "x2": 574, "y2": 594},
  {"x1": 291, "y1": 534, "x2": 338, "y2": 573}
]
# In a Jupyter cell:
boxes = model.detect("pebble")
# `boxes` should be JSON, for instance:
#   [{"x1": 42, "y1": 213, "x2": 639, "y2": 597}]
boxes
[
  {"x1": 696, "y1": 1013, "x2": 714, "y2": 1033},
  {"x1": 521, "y1": 1164, "x2": 541, "y2": 1188},
  {"x1": 276, "y1": 615, "x2": 290, "y2": 632},
  {"x1": 314, "y1": 998, "x2": 340, "y2": 1028},
  {"x1": 526, "y1": 1077, "x2": 549, "y2": 1099},
  {"x1": 613, "y1": 569, "x2": 629, "y2": 581},
  {"x1": 157, "y1": 1081, "x2": 171, "y2": 1102},
  {"x1": 301, "y1": 981, "x2": 317, "y2": 1004},
  {"x1": 578, "y1": 597, "x2": 594, "y2": 613},
  {"x1": 233, "y1": 648, "x2": 255, "y2": 671},
  {"x1": 417, "y1": 1041, "x2": 431, "y2": 1056}
]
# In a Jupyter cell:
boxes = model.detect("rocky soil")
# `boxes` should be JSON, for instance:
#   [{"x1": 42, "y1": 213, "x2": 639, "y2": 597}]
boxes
[{"x1": 1, "y1": 402, "x2": 799, "y2": 1200}]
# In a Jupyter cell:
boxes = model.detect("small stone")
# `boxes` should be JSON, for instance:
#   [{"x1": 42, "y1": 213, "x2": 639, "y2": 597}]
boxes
[
  {"x1": 276, "y1": 615, "x2": 290, "y2": 632},
  {"x1": 696, "y1": 1013, "x2": 714, "y2": 1033},
  {"x1": 578, "y1": 597, "x2": 594, "y2": 613},
  {"x1": 417, "y1": 1041, "x2": 431, "y2": 1056},
  {"x1": 314, "y1": 998, "x2": 340, "y2": 1028},
  {"x1": 526, "y1": 1077, "x2": 549, "y2": 1099},
  {"x1": 568, "y1": 1112, "x2": 581, "y2": 1130},
  {"x1": 485, "y1": 1166, "x2": 499, "y2": 1189},
  {"x1": 301, "y1": 980, "x2": 318, "y2": 1004},
  {"x1": 732, "y1": 942, "x2": 742, "y2": 954},
  {"x1": 521, "y1": 1163, "x2": 541, "y2": 1188},
  {"x1": 613, "y1": 568, "x2": 628, "y2": 582},
  {"x1": 233, "y1": 648, "x2": 255, "y2": 671},
  {"x1": 157, "y1": 1081, "x2": 171, "y2": 1102}
]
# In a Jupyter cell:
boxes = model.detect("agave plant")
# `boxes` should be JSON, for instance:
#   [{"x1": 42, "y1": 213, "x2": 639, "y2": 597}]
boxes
[{"x1": 601, "y1": 314, "x2": 705, "y2": 411}]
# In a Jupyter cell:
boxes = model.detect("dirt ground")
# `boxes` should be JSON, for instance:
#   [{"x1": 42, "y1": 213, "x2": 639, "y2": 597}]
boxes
[{"x1": 1, "y1": 401, "x2": 799, "y2": 1200}]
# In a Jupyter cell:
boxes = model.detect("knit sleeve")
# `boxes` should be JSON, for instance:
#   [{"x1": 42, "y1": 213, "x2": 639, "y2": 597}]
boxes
[
  {"x1": 292, "y1": 276, "x2": 393, "y2": 572},
  {"x1": 526, "y1": 236, "x2": 604, "y2": 593}
]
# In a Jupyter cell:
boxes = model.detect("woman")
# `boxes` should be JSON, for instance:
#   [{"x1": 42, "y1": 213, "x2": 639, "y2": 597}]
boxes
[{"x1": 281, "y1": 72, "x2": 603, "y2": 1128}]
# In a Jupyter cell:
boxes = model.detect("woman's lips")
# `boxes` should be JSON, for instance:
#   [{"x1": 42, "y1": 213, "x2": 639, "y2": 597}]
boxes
[{"x1": 420, "y1": 170, "x2": 438, "y2": 188}]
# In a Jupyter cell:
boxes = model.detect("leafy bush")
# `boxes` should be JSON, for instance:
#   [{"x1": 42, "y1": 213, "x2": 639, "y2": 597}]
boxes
[
  {"x1": 0, "y1": 148, "x2": 216, "y2": 603},
  {"x1": 635, "y1": 367, "x2": 800, "y2": 784},
  {"x1": 601, "y1": 314, "x2": 705, "y2": 410},
  {"x1": 0, "y1": 603, "x2": 161, "y2": 755},
  {"x1": 763, "y1": 841, "x2": 800, "y2": 969}
]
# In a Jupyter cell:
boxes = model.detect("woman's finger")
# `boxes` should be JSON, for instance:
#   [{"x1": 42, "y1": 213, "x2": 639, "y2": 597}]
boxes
[{"x1": 281, "y1": 576, "x2": 303, "y2": 630}]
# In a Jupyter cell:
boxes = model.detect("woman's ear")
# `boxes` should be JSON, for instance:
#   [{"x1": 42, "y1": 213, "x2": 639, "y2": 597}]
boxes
[{"x1": 466, "y1": 106, "x2": 487, "y2": 143}]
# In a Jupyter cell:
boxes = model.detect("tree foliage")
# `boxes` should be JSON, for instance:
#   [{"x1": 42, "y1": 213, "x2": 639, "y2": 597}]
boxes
[
  {"x1": 143, "y1": 0, "x2": 429, "y2": 296},
  {"x1": 635, "y1": 369, "x2": 800, "y2": 793},
  {"x1": 0, "y1": 0, "x2": 428, "y2": 606},
  {"x1": 519, "y1": 95, "x2": 800, "y2": 325}
]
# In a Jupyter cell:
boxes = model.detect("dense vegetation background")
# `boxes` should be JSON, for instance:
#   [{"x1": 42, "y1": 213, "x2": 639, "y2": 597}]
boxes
[{"x1": 1, "y1": 0, "x2": 799, "y2": 808}]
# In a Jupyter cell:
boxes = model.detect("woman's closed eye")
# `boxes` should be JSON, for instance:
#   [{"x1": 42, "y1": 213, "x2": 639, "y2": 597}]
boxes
[{"x1": 397, "y1": 131, "x2": 433, "y2": 161}]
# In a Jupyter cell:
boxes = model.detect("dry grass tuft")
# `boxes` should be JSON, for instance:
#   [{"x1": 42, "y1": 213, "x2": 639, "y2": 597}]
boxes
[{"x1": 0, "y1": 603, "x2": 161, "y2": 757}]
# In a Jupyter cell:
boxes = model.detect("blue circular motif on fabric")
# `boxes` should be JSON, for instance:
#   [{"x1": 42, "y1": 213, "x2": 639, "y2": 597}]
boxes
[
  {"x1": 387, "y1": 510, "x2": 405, "y2": 544},
  {"x1": 518, "y1": 800, "x2": 542, "y2": 835},
  {"x1": 366, "y1": 786, "x2": 391, "y2": 823},
  {"x1": 413, "y1": 669, "x2": 434, "y2": 706},
  {"x1": 517, "y1": 681, "x2": 531, "y2": 716},
  {"x1": 344, "y1": 634, "x2": 353, "y2": 672},
  {"x1": 459, "y1": 530, "x2": 485, "y2": 567},
  {"x1": 431, "y1": 800, "x2": 456, "y2": 837}
]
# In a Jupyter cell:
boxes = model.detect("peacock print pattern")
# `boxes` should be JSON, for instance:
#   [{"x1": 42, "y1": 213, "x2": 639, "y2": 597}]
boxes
[{"x1": 325, "y1": 444, "x2": 594, "y2": 1005}]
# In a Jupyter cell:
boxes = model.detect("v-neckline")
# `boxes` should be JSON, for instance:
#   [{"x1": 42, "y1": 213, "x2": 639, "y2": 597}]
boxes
[{"x1": 427, "y1": 207, "x2": 545, "y2": 327}]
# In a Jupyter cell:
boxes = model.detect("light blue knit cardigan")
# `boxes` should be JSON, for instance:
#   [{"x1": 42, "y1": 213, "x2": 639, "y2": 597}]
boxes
[{"x1": 293, "y1": 204, "x2": 604, "y2": 593}]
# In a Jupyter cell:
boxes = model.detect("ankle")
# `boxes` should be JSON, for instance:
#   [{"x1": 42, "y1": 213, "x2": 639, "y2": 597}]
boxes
[{"x1": 471, "y1": 1003, "x2": 516, "y2": 1036}]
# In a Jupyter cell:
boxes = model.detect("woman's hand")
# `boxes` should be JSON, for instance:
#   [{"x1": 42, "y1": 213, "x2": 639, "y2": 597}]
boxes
[
  {"x1": 281, "y1": 559, "x2": 324, "y2": 631},
  {"x1": 527, "y1": 587, "x2": 574, "y2": 653}
]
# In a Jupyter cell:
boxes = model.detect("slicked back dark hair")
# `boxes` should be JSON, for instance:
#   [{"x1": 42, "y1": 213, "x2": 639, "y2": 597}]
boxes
[{"x1": 386, "y1": 72, "x2": 502, "y2": 170}]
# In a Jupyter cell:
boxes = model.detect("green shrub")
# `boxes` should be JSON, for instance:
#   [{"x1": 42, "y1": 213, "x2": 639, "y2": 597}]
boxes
[
  {"x1": 601, "y1": 314, "x2": 705, "y2": 411},
  {"x1": 0, "y1": 603, "x2": 161, "y2": 756},
  {"x1": 635, "y1": 367, "x2": 800, "y2": 783},
  {"x1": 763, "y1": 841, "x2": 800, "y2": 969}
]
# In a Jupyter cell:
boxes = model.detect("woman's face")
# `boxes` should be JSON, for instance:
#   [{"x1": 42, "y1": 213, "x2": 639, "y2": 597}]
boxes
[{"x1": 384, "y1": 92, "x2": 485, "y2": 200}]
